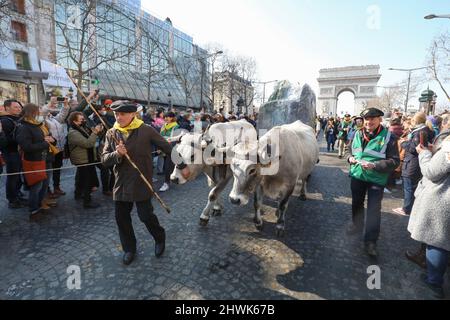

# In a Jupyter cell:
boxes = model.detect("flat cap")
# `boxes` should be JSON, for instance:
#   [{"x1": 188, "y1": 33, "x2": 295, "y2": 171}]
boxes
[
  {"x1": 361, "y1": 108, "x2": 384, "y2": 118},
  {"x1": 110, "y1": 101, "x2": 137, "y2": 113}
]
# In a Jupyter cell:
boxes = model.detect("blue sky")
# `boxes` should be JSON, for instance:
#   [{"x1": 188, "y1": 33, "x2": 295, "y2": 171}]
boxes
[{"x1": 142, "y1": 0, "x2": 450, "y2": 108}]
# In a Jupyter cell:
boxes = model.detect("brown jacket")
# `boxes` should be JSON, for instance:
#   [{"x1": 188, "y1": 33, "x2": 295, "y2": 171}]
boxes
[{"x1": 101, "y1": 124, "x2": 172, "y2": 202}]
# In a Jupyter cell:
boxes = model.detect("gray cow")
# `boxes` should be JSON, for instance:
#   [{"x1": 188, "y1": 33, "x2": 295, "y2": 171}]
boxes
[
  {"x1": 229, "y1": 120, "x2": 319, "y2": 237},
  {"x1": 170, "y1": 120, "x2": 257, "y2": 226}
]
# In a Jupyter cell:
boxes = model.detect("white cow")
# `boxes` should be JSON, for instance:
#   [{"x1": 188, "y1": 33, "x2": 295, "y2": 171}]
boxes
[
  {"x1": 170, "y1": 120, "x2": 257, "y2": 226},
  {"x1": 229, "y1": 120, "x2": 319, "y2": 236}
]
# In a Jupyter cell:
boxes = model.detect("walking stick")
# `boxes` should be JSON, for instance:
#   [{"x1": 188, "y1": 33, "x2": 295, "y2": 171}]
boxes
[{"x1": 67, "y1": 74, "x2": 171, "y2": 214}]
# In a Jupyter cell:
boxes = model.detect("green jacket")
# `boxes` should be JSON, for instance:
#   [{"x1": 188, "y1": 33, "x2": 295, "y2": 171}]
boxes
[
  {"x1": 68, "y1": 127, "x2": 98, "y2": 165},
  {"x1": 350, "y1": 127, "x2": 391, "y2": 186}
]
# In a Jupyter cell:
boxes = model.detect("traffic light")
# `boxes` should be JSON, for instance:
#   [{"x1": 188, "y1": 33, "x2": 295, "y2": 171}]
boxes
[{"x1": 91, "y1": 78, "x2": 100, "y2": 86}]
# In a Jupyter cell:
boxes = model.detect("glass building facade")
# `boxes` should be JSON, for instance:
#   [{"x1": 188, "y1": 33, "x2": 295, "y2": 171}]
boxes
[{"x1": 53, "y1": 0, "x2": 209, "y2": 109}]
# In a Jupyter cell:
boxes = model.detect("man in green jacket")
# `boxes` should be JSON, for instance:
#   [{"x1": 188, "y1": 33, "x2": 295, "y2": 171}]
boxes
[{"x1": 347, "y1": 108, "x2": 400, "y2": 258}]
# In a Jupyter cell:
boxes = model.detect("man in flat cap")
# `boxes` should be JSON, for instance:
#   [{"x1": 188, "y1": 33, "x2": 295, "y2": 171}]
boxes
[
  {"x1": 347, "y1": 107, "x2": 400, "y2": 258},
  {"x1": 101, "y1": 101, "x2": 173, "y2": 266}
]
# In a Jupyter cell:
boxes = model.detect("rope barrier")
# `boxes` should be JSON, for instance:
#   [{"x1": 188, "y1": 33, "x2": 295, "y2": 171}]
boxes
[{"x1": 0, "y1": 162, "x2": 103, "y2": 177}]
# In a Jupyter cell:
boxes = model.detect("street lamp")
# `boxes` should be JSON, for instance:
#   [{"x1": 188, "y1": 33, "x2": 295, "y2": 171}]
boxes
[
  {"x1": 253, "y1": 80, "x2": 278, "y2": 104},
  {"x1": 425, "y1": 14, "x2": 450, "y2": 20},
  {"x1": 23, "y1": 71, "x2": 32, "y2": 103},
  {"x1": 168, "y1": 92, "x2": 172, "y2": 110},
  {"x1": 388, "y1": 67, "x2": 430, "y2": 114},
  {"x1": 236, "y1": 96, "x2": 244, "y2": 115},
  {"x1": 68, "y1": 87, "x2": 74, "y2": 99}
]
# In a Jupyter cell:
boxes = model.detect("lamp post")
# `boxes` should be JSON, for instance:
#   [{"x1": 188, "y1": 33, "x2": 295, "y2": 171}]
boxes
[
  {"x1": 253, "y1": 80, "x2": 278, "y2": 104},
  {"x1": 424, "y1": 14, "x2": 450, "y2": 20},
  {"x1": 237, "y1": 96, "x2": 244, "y2": 115},
  {"x1": 23, "y1": 71, "x2": 32, "y2": 103},
  {"x1": 388, "y1": 67, "x2": 430, "y2": 114},
  {"x1": 68, "y1": 87, "x2": 74, "y2": 100},
  {"x1": 168, "y1": 92, "x2": 172, "y2": 110}
]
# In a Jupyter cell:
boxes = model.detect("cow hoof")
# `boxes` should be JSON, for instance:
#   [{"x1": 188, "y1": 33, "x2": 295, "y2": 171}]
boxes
[
  {"x1": 212, "y1": 209, "x2": 222, "y2": 217},
  {"x1": 199, "y1": 218, "x2": 209, "y2": 227},
  {"x1": 276, "y1": 227, "x2": 285, "y2": 238},
  {"x1": 300, "y1": 194, "x2": 307, "y2": 201},
  {"x1": 255, "y1": 222, "x2": 264, "y2": 231}
]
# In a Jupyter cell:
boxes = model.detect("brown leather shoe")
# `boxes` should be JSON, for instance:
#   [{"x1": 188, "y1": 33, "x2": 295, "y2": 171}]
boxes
[
  {"x1": 43, "y1": 198, "x2": 57, "y2": 207},
  {"x1": 53, "y1": 187, "x2": 66, "y2": 196},
  {"x1": 47, "y1": 192, "x2": 60, "y2": 199},
  {"x1": 405, "y1": 250, "x2": 426, "y2": 269}
]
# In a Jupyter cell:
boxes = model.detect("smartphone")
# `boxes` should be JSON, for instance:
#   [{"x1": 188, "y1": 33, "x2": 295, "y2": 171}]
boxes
[
  {"x1": 57, "y1": 97, "x2": 66, "y2": 102},
  {"x1": 419, "y1": 131, "x2": 428, "y2": 148}
]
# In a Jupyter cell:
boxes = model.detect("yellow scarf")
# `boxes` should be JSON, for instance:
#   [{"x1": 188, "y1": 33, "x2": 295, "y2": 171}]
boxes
[
  {"x1": 113, "y1": 117, "x2": 144, "y2": 137},
  {"x1": 161, "y1": 122, "x2": 178, "y2": 134},
  {"x1": 24, "y1": 118, "x2": 60, "y2": 155}
]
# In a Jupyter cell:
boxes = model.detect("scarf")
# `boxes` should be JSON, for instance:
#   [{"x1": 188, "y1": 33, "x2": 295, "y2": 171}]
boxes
[
  {"x1": 24, "y1": 118, "x2": 60, "y2": 155},
  {"x1": 113, "y1": 117, "x2": 144, "y2": 138},
  {"x1": 161, "y1": 122, "x2": 179, "y2": 136}
]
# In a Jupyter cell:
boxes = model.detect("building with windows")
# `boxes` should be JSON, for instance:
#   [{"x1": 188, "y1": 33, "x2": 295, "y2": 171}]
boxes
[
  {"x1": 1, "y1": 0, "x2": 210, "y2": 110},
  {"x1": 213, "y1": 71, "x2": 255, "y2": 115},
  {"x1": 52, "y1": 0, "x2": 209, "y2": 110},
  {"x1": 0, "y1": 0, "x2": 49, "y2": 105}
]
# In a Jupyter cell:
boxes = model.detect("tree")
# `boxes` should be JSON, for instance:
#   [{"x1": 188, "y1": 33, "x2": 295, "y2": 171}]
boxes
[
  {"x1": 428, "y1": 31, "x2": 450, "y2": 101},
  {"x1": 367, "y1": 86, "x2": 404, "y2": 113},
  {"x1": 0, "y1": 0, "x2": 11, "y2": 52},
  {"x1": 170, "y1": 54, "x2": 200, "y2": 108},
  {"x1": 51, "y1": 0, "x2": 141, "y2": 99},
  {"x1": 126, "y1": 19, "x2": 170, "y2": 106},
  {"x1": 213, "y1": 52, "x2": 258, "y2": 114}
]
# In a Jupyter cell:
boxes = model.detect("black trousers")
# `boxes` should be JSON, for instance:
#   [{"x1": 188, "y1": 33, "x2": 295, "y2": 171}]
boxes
[
  {"x1": 75, "y1": 165, "x2": 96, "y2": 204},
  {"x1": 351, "y1": 178, "x2": 384, "y2": 244},
  {"x1": 163, "y1": 156, "x2": 175, "y2": 184},
  {"x1": 52, "y1": 152, "x2": 64, "y2": 188},
  {"x1": 115, "y1": 199, "x2": 165, "y2": 254}
]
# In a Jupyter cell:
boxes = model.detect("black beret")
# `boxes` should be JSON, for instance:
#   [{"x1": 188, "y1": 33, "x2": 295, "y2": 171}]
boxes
[
  {"x1": 110, "y1": 101, "x2": 137, "y2": 113},
  {"x1": 361, "y1": 108, "x2": 384, "y2": 118}
]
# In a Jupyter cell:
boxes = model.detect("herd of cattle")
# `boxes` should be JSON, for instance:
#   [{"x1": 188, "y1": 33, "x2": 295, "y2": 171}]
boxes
[{"x1": 170, "y1": 120, "x2": 320, "y2": 237}]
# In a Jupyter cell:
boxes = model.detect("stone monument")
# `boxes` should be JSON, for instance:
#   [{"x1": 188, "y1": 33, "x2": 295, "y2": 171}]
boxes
[{"x1": 257, "y1": 81, "x2": 317, "y2": 132}]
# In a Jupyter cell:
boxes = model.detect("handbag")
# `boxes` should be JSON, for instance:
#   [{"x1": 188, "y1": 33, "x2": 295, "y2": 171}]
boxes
[{"x1": 22, "y1": 157, "x2": 47, "y2": 186}]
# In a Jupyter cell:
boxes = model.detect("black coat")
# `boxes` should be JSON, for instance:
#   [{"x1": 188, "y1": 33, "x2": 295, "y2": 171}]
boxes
[
  {"x1": 15, "y1": 120, "x2": 49, "y2": 162},
  {"x1": 0, "y1": 114, "x2": 21, "y2": 153},
  {"x1": 401, "y1": 125, "x2": 434, "y2": 181},
  {"x1": 0, "y1": 131, "x2": 7, "y2": 149},
  {"x1": 102, "y1": 124, "x2": 172, "y2": 202}
]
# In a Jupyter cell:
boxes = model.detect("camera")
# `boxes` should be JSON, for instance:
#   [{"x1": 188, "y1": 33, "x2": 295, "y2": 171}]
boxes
[{"x1": 57, "y1": 97, "x2": 66, "y2": 102}]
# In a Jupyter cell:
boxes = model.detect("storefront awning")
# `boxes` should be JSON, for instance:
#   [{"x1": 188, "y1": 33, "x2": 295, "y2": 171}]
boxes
[{"x1": 0, "y1": 68, "x2": 49, "y2": 84}]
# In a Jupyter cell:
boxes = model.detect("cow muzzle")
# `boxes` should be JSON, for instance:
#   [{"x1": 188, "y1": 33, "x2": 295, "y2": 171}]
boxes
[{"x1": 230, "y1": 197, "x2": 241, "y2": 206}]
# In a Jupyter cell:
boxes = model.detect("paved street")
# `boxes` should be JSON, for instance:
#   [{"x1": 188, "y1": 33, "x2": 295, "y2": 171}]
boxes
[{"x1": 0, "y1": 136, "x2": 448, "y2": 300}]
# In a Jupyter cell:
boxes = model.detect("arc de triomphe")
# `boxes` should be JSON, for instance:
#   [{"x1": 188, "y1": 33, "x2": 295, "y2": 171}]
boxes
[{"x1": 317, "y1": 65, "x2": 381, "y2": 116}]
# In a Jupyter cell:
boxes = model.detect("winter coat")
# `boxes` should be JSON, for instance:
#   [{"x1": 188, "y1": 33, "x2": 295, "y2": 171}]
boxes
[
  {"x1": 67, "y1": 125, "x2": 98, "y2": 165},
  {"x1": 0, "y1": 131, "x2": 7, "y2": 149},
  {"x1": 42, "y1": 105, "x2": 70, "y2": 151},
  {"x1": 408, "y1": 145, "x2": 450, "y2": 251},
  {"x1": 15, "y1": 120, "x2": 49, "y2": 162},
  {"x1": 401, "y1": 125, "x2": 434, "y2": 182},
  {"x1": 101, "y1": 124, "x2": 172, "y2": 202},
  {"x1": 0, "y1": 114, "x2": 21, "y2": 154}
]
